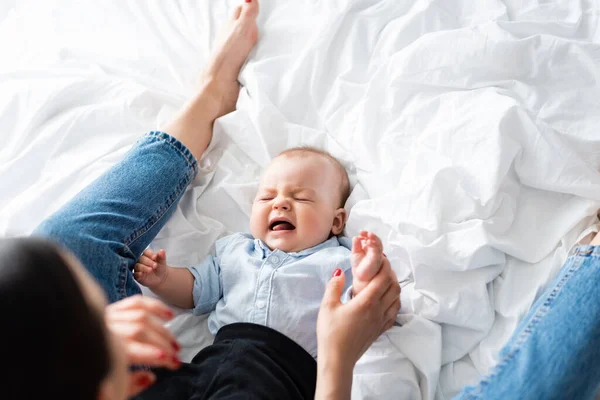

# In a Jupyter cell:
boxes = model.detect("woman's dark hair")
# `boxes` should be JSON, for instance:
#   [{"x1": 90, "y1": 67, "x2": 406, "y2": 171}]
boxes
[{"x1": 0, "y1": 238, "x2": 110, "y2": 399}]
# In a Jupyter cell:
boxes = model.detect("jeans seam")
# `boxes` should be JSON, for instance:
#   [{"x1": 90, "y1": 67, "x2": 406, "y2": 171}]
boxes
[
  {"x1": 118, "y1": 257, "x2": 129, "y2": 299},
  {"x1": 464, "y1": 253, "x2": 585, "y2": 398}
]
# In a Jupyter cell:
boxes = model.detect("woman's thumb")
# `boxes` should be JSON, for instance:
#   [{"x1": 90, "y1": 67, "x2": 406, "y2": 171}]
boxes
[{"x1": 322, "y1": 268, "x2": 345, "y2": 306}]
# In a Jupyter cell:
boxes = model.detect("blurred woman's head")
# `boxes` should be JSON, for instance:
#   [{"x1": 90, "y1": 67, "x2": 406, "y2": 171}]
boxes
[{"x1": 0, "y1": 238, "x2": 128, "y2": 399}]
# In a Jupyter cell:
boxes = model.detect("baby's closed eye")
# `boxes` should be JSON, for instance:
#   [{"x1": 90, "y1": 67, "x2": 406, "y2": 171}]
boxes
[{"x1": 257, "y1": 195, "x2": 274, "y2": 202}]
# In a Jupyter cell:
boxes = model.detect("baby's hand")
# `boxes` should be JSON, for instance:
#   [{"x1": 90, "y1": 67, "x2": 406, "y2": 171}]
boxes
[
  {"x1": 134, "y1": 248, "x2": 169, "y2": 289},
  {"x1": 351, "y1": 231, "x2": 384, "y2": 297}
]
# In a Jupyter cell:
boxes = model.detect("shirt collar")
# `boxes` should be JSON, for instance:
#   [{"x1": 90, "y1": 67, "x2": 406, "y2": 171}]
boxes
[{"x1": 254, "y1": 236, "x2": 341, "y2": 259}]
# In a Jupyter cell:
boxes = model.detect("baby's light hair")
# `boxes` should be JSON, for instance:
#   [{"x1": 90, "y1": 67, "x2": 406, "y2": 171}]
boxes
[{"x1": 277, "y1": 146, "x2": 350, "y2": 208}]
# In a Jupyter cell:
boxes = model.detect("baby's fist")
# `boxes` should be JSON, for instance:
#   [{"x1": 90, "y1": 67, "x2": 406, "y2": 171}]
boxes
[{"x1": 134, "y1": 248, "x2": 169, "y2": 289}]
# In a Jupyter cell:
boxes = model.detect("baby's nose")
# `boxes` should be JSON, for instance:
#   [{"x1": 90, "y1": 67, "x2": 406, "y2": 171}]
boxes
[{"x1": 273, "y1": 199, "x2": 290, "y2": 210}]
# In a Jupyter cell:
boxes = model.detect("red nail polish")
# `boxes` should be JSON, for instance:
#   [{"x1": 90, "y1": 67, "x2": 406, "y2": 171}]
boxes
[
  {"x1": 332, "y1": 268, "x2": 342, "y2": 277},
  {"x1": 158, "y1": 351, "x2": 167, "y2": 360},
  {"x1": 137, "y1": 375, "x2": 152, "y2": 387},
  {"x1": 245, "y1": 0, "x2": 251, "y2": 3},
  {"x1": 172, "y1": 340, "x2": 180, "y2": 351}
]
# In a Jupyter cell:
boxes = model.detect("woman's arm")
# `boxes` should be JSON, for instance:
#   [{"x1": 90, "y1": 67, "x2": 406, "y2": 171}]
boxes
[
  {"x1": 315, "y1": 354, "x2": 353, "y2": 400},
  {"x1": 315, "y1": 258, "x2": 400, "y2": 399}
]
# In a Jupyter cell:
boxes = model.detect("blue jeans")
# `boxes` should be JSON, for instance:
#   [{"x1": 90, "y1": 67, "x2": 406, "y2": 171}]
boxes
[
  {"x1": 454, "y1": 245, "x2": 600, "y2": 400},
  {"x1": 33, "y1": 131, "x2": 600, "y2": 398},
  {"x1": 33, "y1": 131, "x2": 198, "y2": 303}
]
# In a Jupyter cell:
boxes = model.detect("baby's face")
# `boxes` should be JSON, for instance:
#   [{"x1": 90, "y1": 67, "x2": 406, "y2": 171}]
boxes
[{"x1": 250, "y1": 154, "x2": 346, "y2": 253}]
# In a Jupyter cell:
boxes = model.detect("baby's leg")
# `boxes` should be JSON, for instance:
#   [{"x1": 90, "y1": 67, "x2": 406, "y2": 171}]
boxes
[{"x1": 33, "y1": 1, "x2": 260, "y2": 303}]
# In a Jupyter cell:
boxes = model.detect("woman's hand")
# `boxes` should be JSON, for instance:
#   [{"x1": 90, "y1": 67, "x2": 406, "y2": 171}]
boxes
[
  {"x1": 318, "y1": 257, "x2": 400, "y2": 364},
  {"x1": 105, "y1": 295, "x2": 182, "y2": 396},
  {"x1": 315, "y1": 257, "x2": 400, "y2": 399}
]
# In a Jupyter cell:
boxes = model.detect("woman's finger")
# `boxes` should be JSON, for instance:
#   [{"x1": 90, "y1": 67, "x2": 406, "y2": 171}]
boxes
[
  {"x1": 384, "y1": 298, "x2": 400, "y2": 324},
  {"x1": 127, "y1": 370, "x2": 156, "y2": 397},
  {"x1": 132, "y1": 296, "x2": 175, "y2": 320},
  {"x1": 380, "y1": 280, "x2": 401, "y2": 310},
  {"x1": 126, "y1": 341, "x2": 181, "y2": 369},
  {"x1": 142, "y1": 312, "x2": 180, "y2": 351},
  {"x1": 141, "y1": 323, "x2": 179, "y2": 357},
  {"x1": 378, "y1": 299, "x2": 400, "y2": 336},
  {"x1": 379, "y1": 318, "x2": 396, "y2": 335},
  {"x1": 107, "y1": 295, "x2": 174, "y2": 320},
  {"x1": 108, "y1": 310, "x2": 179, "y2": 349}
]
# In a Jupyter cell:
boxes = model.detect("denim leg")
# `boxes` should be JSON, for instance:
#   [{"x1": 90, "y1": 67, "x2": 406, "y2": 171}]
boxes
[
  {"x1": 33, "y1": 131, "x2": 198, "y2": 303},
  {"x1": 454, "y1": 245, "x2": 600, "y2": 400}
]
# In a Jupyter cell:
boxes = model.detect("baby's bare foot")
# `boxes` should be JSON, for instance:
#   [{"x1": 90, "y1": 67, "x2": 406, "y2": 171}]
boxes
[
  {"x1": 200, "y1": 0, "x2": 259, "y2": 118},
  {"x1": 351, "y1": 231, "x2": 384, "y2": 296}
]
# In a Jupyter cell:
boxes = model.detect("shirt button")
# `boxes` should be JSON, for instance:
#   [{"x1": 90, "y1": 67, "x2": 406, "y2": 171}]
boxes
[
  {"x1": 270, "y1": 256, "x2": 280, "y2": 264},
  {"x1": 256, "y1": 300, "x2": 266, "y2": 309}
]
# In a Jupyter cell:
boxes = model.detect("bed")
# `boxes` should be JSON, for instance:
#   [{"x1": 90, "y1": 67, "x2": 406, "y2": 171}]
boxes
[{"x1": 2, "y1": 0, "x2": 600, "y2": 398}]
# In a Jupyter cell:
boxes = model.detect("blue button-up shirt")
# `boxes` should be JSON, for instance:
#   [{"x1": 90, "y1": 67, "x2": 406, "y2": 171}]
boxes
[{"x1": 187, "y1": 233, "x2": 352, "y2": 357}]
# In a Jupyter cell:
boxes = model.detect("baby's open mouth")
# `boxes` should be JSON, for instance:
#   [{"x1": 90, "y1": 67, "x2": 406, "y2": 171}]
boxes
[{"x1": 269, "y1": 220, "x2": 296, "y2": 231}]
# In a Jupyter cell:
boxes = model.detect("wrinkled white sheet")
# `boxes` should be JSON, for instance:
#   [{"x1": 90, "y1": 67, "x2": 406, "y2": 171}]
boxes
[{"x1": 2, "y1": 0, "x2": 600, "y2": 398}]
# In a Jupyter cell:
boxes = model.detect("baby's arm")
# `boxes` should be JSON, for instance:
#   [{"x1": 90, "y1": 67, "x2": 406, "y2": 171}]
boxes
[
  {"x1": 134, "y1": 249, "x2": 195, "y2": 309},
  {"x1": 350, "y1": 231, "x2": 384, "y2": 297}
]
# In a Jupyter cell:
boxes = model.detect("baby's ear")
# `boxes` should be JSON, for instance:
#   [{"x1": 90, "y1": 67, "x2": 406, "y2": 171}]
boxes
[{"x1": 331, "y1": 208, "x2": 347, "y2": 235}]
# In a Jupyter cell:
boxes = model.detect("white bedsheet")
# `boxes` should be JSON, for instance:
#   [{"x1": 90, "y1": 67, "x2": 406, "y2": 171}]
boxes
[{"x1": 2, "y1": 0, "x2": 600, "y2": 398}]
